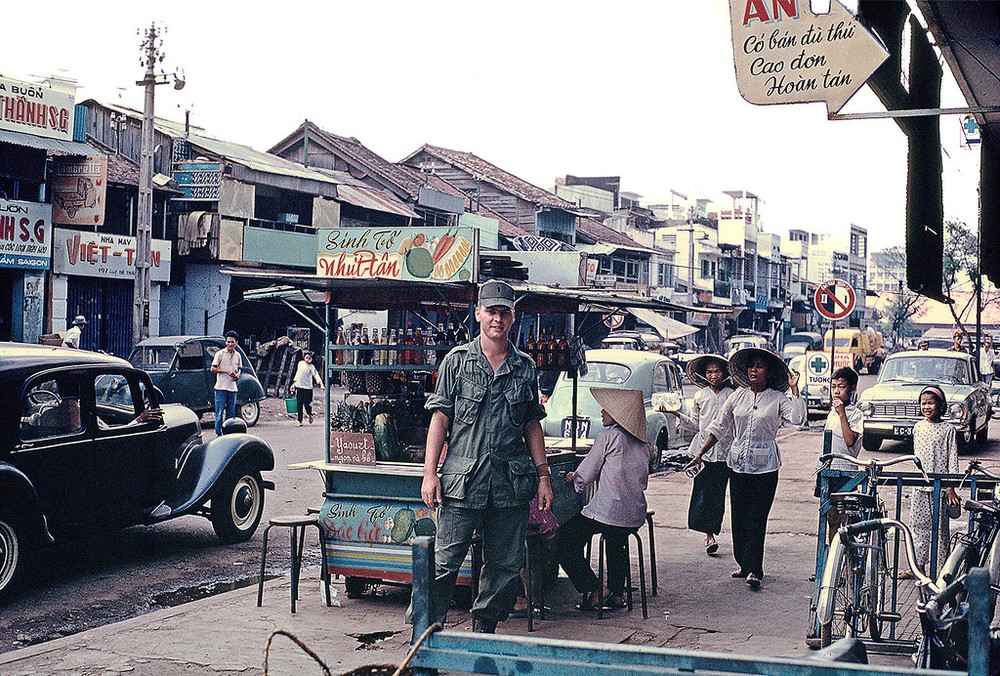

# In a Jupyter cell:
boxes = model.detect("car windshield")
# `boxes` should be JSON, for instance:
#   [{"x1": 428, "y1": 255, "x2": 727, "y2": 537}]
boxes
[
  {"x1": 574, "y1": 361, "x2": 633, "y2": 385},
  {"x1": 786, "y1": 335, "x2": 816, "y2": 346},
  {"x1": 129, "y1": 346, "x2": 176, "y2": 370},
  {"x1": 880, "y1": 355, "x2": 971, "y2": 384}
]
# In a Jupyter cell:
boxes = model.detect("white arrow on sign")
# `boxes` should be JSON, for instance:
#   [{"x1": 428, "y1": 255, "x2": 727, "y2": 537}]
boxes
[{"x1": 729, "y1": 0, "x2": 889, "y2": 114}]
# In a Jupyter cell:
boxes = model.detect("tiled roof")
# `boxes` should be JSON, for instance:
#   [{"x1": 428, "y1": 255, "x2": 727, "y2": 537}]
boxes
[
  {"x1": 404, "y1": 144, "x2": 574, "y2": 210},
  {"x1": 576, "y1": 218, "x2": 644, "y2": 248},
  {"x1": 394, "y1": 166, "x2": 528, "y2": 238},
  {"x1": 271, "y1": 122, "x2": 425, "y2": 200}
]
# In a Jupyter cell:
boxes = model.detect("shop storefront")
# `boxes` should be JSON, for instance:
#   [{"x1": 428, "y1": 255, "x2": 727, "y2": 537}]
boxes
[{"x1": 0, "y1": 198, "x2": 51, "y2": 343}]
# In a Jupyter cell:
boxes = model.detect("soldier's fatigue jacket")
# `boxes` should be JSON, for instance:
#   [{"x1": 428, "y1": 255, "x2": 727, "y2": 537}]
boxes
[{"x1": 425, "y1": 337, "x2": 546, "y2": 509}]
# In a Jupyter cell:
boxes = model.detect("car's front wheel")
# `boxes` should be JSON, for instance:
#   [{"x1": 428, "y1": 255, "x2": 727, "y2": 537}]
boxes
[
  {"x1": 211, "y1": 467, "x2": 265, "y2": 543},
  {"x1": 238, "y1": 401, "x2": 260, "y2": 427},
  {"x1": 651, "y1": 428, "x2": 668, "y2": 473},
  {"x1": 976, "y1": 418, "x2": 990, "y2": 445},
  {"x1": 0, "y1": 516, "x2": 26, "y2": 604}
]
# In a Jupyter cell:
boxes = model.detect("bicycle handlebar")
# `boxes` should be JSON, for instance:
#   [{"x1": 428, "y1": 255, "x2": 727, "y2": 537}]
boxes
[
  {"x1": 818, "y1": 453, "x2": 930, "y2": 482},
  {"x1": 924, "y1": 576, "x2": 969, "y2": 622},
  {"x1": 963, "y1": 460, "x2": 1000, "y2": 481}
]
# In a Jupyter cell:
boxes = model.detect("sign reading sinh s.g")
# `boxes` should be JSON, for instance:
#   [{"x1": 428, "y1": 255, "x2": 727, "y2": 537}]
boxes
[{"x1": 317, "y1": 226, "x2": 477, "y2": 283}]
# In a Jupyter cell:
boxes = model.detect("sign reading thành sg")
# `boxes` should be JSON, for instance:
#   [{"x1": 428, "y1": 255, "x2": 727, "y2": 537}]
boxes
[{"x1": 317, "y1": 226, "x2": 477, "y2": 283}]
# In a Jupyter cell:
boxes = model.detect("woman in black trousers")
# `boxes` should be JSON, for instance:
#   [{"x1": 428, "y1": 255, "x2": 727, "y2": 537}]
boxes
[{"x1": 685, "y1": 348, "x2": 804, "y2": 590}]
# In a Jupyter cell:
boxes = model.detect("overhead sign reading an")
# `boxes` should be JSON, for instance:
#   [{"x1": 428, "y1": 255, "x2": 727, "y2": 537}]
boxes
[
  {"x1": 729, "y1": 0, "x2": 889, "y2": 114},
  {"x1": 814, "y1": 278, "x2": 856, "y2": 321}
]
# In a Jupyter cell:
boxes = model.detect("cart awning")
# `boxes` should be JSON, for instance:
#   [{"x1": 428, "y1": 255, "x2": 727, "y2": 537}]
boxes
[{"x1": 628, "y1": 307, "x2": 699, "y2": 339}]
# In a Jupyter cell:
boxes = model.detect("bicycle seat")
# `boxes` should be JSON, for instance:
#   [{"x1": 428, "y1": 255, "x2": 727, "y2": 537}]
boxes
[
  {"x1": 830, "y1": 492, "x2": 878, "y2": 511},
  {"x1": 963, "y1": 499, "x2": 1000, "y2": 517}
]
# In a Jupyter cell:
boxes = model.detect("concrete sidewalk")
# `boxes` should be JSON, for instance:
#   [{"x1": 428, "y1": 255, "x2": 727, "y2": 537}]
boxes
[{"x1": 0, "y1": 426, "x2": 912, "y2": 675}]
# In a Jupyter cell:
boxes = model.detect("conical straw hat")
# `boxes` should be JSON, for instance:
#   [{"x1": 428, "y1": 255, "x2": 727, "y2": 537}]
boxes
[
  {"x1": 728, "y1": 347, "x2": 789, "y2": 392},
  {"x1": 686, "y1": 354, "x2": 732, "y2": 389},
  {"x1": 590, "y1": 387, "x2": 647, "y2": 443}
]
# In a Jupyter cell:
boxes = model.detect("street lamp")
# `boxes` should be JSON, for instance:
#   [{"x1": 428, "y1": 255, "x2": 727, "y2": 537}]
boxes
[{"x1": 134, "y1": 23, "x2": 184, "y2": 344}]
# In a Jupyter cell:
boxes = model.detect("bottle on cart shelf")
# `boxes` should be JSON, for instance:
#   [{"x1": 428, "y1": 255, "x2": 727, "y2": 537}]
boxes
[
  {"x1": 359, "y1": 327, "x2": 371, "y2": 365},
  {"x1": 558, "y1": 331, "x2": 569, "y2": 368},
  {"x1": 413, "y1": 326, "x2": 425, "y2": 366},
  {"x1": 435, "y1": 323, "x2": 448, "y2": 363},
  {"x1": 456, "y1": 323, "x2": 469, "y2": 344},
  {"x1": 344, "y1": 328, "x2": 355, "y2": 366},
  {"x1": 445, "y1": 322, "x2": 457, "y2": 347},
  {"x1": 426, "y1": 328, "x2": 437, "y2": 367},
  {"x1": 403, "y1": 328, "x2": 415, "y2": 366},
  {"x1": 545, "y1": 329, "x2": 557, "y2": 367},
  {"x1": 388, "y1": 329, "x2": 398, "y2": 366},
  {"x1": 526, "y1": 327, "x2": 536, "y2": 359},
  {"x1": 534, "y1": 328, "x2": 546, "y2": 369},
  {"x1": 379, "y1": 328, "x2": 389, "y2": 365},
  {"x1": 334, "y1": 327, "x2": 346, "y2": 366}
]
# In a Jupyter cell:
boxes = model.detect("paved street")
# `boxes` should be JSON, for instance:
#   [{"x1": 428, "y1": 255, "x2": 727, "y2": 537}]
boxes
[{"x1": 2, "y1": 379, "x2": 1000, "y2": 673}]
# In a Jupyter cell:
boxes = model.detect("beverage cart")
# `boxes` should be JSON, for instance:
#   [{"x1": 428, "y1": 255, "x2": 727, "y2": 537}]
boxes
[{"x1": 225, "y1": 228, "x2": 713, "y2": 599}]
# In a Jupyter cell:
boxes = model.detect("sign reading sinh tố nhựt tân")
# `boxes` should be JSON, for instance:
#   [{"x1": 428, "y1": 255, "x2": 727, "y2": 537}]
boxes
[{"x1": 317, "y1": 226, "x2": 476, "y2": 282}]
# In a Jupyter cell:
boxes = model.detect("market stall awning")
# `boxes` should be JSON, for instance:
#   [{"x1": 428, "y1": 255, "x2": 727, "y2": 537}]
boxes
[
  {"x1": 507, "y1": 283, "x2": 728, "y2": 315},
  {"x1": 336, "y1": 185, "x2": 420, "y2": 219},
  {"x1": 223, "y1": 269, "x2": 474, "y2": 311},
  {"x1": 628, "y1": 307, "x2": 699, "y2": 339},
  {"x1": 0, "y1": 128, "x2": 93, "y2": 155}
]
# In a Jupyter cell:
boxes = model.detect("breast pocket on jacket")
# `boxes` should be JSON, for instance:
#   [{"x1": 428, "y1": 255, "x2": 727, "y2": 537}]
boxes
[
  {"x1": 505, "y1": 380, "x2": 535, "y2": 427},
  {"x1": 455, "y1": 379, "x2": 486, "y2": 425}
]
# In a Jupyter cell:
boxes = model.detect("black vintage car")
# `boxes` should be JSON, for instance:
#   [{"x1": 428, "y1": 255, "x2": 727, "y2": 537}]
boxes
[{"x1": 0, "y1": 343, "x2": 275, "y2": 602}]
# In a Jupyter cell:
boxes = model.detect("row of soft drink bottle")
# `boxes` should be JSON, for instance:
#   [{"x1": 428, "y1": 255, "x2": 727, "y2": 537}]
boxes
[{"x1": 333, "y1": 323, "x2": 469, "y2": 366}]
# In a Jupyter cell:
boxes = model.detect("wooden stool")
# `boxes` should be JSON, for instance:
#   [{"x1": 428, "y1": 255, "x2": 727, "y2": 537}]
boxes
[
  {"x1": 257, "y1": 515, "x2": 331, "y2": 613},
  {"x1": 596, "y1": 528, "x2": 648, "y2": 620}
]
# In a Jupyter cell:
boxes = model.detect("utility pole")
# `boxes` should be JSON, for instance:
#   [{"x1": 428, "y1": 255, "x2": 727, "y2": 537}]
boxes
[{"x1": 134, "y1": 23, "x2": 184, "y2": 344}]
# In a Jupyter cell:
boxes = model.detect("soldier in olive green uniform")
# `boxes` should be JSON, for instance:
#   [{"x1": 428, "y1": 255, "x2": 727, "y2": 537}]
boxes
[{"x1": 419, "y1": 280, "x2": 552, "y2": 633}]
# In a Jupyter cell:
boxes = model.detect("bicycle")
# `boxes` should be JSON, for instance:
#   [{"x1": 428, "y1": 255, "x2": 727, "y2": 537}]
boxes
[
  {"x1": 828, "y1": 516, "x2": 995, "y2": 671},
  {"x1": 814, "y1": 453, "x2": 927, "y2": 647}
]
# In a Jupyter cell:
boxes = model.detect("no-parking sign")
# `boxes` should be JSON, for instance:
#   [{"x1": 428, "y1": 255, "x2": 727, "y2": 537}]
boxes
[{"x1": 814, "y1": 279, "x2": 856, "y2": 321}]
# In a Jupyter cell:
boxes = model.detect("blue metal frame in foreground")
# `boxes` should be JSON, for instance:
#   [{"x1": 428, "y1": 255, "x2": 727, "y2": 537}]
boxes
[{"x1": 409, "y1": 536, "x2": 984, "y2": 676}]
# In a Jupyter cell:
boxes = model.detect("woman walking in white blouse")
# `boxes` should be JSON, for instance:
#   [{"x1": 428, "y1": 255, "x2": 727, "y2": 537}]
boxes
[
  {"x1": 664, "y1": 355, "x2": 734, "y2": 556},
  {"x1": 685, "y1": 348, "x2": 805, "y2": 590}
]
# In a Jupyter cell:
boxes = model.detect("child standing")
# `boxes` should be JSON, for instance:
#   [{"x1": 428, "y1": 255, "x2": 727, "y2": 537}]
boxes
[
  {"x1": 558, "y1": 388, "x2": 650, "y2": 611},
  {"x1": 906, "y1": 385, "x2": 961, "y2": 577},
  {"x1": 815, "y1": 367, "x2": 863, "y2": 542},
  {"x1": 290, "y1": 351, "x2": 324, "y2": 426}
]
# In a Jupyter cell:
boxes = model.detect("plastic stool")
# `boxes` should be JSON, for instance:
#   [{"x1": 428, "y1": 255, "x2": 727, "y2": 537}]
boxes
[
  {"x1": 646, "y1": 509, "x2": 657, "y2": 596},
  {"x1": 591, "y1": 528, "x2": 648, "y2": 620},
  {"x1": 257, "y1": 515, "x2": 331, "y2": 613}
]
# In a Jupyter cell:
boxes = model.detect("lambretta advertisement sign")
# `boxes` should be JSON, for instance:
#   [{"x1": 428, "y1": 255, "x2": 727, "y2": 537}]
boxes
[
  {"x1": 0, "y1": 199, "x2": 52, "y2": 270},
  {"x1": 0, "y1": 76, "x2": 75, "y2": 141}
]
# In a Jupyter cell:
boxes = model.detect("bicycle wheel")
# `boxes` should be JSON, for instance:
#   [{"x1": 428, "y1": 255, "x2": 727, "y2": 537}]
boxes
[
  {"x1": 820, "y1": 554, "x2": 860, "y2": 647},
  {"x1": 864, "y1": 528, "x2": 890, "y2": 642}
]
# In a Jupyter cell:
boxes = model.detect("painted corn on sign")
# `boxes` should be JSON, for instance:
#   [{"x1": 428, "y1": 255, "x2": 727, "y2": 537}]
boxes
[{"x1": 317, "y1": 226, "x2": 476, "y2": 282}]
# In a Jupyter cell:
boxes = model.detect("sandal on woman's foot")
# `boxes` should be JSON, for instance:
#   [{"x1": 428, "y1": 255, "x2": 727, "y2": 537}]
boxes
[
  {"x1": 605, "y1": 594, "x2": 626, "y2": 610},
  {"x1": 706, "y1": 541, "x2": 719, "y2": 556},
  {"x1": 897, "y1": 569, "x2": 916, "y2": 580},
  {"x1": 732, "y1": 569, "x2": 749, "y2": 578},
  {"x1": 747, "y1": 573, "x2": 763, "y2": 590},
  {"x1": 576, "y1": 592, "x2": 601, "y2": 612}
]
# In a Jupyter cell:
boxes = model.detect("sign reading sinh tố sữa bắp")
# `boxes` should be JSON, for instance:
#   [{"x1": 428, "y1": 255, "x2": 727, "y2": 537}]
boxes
[{"x1": 317, "y1": 226, "x2": 476, "y2": 282}]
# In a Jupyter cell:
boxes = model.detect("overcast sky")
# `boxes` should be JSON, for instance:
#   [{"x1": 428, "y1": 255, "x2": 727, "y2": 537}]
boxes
[{"x1": 1, "y1": 0, "x2": 981, "y2": 251}]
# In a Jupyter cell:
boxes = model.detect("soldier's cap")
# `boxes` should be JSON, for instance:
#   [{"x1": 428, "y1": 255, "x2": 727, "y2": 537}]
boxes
[{"x1": 478, "y1": 279, "x2": 516, "y2": 310}]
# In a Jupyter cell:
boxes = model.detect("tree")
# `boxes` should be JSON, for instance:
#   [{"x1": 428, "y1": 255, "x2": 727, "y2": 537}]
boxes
[
  {"x1": 941, "y1": 220, "x2": 1000, "y2": 342},
  {"x1": 874, "y1": 246, "x2": 921, "y2": 346}
]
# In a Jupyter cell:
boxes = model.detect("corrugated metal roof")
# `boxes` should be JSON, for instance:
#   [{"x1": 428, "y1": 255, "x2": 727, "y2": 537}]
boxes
[
  {"x1": 336, "y1": 184, "x2": 420, "y2": 218},
  {"x1": 0, "y1": 128, "x2": 93, "y2": 155}
]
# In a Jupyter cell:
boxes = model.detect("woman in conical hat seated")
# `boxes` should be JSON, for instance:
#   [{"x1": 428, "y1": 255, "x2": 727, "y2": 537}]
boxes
[{"x1": 557, "y1": 387, "x2": 650, "y2": 611}]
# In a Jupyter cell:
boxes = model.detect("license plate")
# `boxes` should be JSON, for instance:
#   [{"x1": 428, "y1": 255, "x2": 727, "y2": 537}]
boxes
[
  {"x1": 562, "y1": 417, "x2": 590, "y2": 438},
  {"x1": 892, "y1": 425, "x2": 912, "y2": 436}
]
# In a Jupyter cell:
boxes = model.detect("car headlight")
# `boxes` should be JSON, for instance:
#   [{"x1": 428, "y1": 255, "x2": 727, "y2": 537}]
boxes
[
  {"x1": 947, "y1": 402, "x2": 969, "y2": 422},
  {"x1": 858, "y1": 401, "x2": 874, "y2": 416}
]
